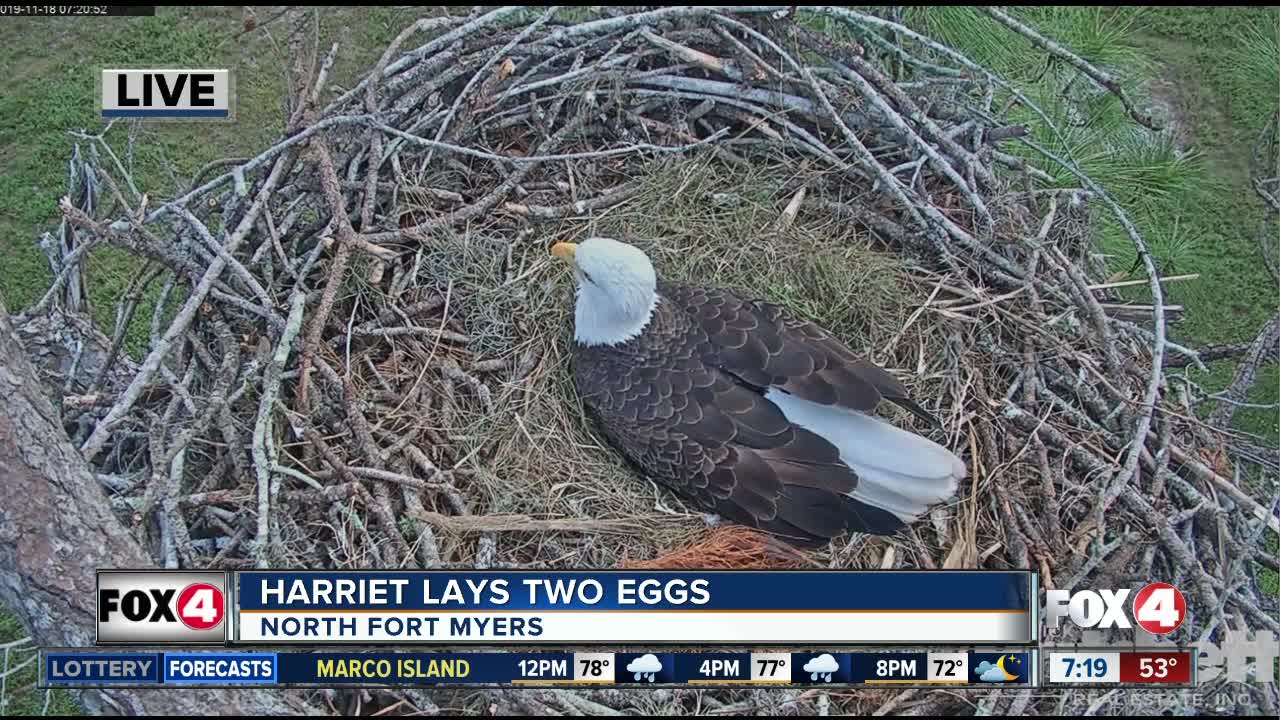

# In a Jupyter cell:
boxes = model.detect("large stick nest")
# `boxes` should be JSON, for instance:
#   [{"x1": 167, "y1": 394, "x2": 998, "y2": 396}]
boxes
[{"x1": 18, "y1": 6, "x2": 1278, "y2": 716}]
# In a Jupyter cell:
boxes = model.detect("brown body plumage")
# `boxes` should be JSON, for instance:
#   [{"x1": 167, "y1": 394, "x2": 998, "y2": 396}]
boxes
[{"x1": 572, "y1": 278, "x2": 942, "y2": 546}]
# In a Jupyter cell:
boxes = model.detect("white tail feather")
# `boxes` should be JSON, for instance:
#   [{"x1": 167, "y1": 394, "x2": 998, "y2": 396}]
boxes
[{"x1": 765, "y1": 389, "x2": 966, "y2": 522}]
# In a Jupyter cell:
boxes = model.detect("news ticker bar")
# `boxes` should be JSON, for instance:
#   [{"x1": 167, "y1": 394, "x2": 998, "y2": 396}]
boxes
[
  {"x1": 97, "y1": 570, "x2": 1036, "y2": 645},
  {"x1": 43, "y1": 649, "x2": 1033, "y2": 688},
  {"x1": 40, "y1": 648, "x2": 1197, "y2": 689}
]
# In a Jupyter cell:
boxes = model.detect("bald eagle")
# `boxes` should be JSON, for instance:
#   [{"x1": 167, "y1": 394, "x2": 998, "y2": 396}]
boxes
[{"x1": 552, "y1": 237, "x2": 965, "y2": 546}]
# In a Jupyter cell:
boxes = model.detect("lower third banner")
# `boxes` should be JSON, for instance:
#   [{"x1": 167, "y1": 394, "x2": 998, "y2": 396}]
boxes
[{"x1": 232, "y1": 570, "x2": 1034, "y2": 644}]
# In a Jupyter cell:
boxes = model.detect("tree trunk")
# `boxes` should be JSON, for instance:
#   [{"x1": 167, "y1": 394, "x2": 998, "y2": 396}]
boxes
[{"x1": 0, "y1": 297, "x2": 314, "y2": 715}]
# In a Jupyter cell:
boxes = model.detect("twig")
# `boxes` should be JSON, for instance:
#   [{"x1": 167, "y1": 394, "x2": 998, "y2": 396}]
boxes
[
  {"x1": 502, "y1": 182, "x2": 643, "y2": 219},
  {"x1": 1167, "y1": 444, "x2": 1280, "y2": 535},
  {"x1": 409, "y1": 511, "x2": 644, "y2": 535},
  {"x1": 252, "y1": 292, "x2": 307, "y2": 567},
  {"x1": 642, "y1": 29, "x2": 741, "y2": 80},
  {"x1": 296, "y1": 137, "x2": 357, "y2": 416},
  {"x1": 313, "y1": 466, "x2": 456, "y2": 494},
  {"x1": 1088, "y1": 273, "x2": 1199, "y2": 291}
]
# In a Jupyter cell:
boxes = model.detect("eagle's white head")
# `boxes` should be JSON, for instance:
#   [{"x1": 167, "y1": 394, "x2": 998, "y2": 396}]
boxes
[{"x1": 551, "y1": 237, "x2": 658, "y2": 347}]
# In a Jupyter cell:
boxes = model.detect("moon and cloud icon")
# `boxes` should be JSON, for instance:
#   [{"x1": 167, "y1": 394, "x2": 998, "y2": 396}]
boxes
[
  {"x1": 975, "y1": 655, "x2": 1020, "y2": 682},
  {"x1": 803, "y1": 653, "x2": 840, "y2": 682},
  {"x1": 626, "y1": 654, "x2": 663, "y2": 682}
]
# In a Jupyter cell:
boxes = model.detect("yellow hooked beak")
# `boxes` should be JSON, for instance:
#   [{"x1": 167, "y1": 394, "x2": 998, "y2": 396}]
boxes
[{"x1": 550, "y1": 242, "x2": 578, "y2": 264}]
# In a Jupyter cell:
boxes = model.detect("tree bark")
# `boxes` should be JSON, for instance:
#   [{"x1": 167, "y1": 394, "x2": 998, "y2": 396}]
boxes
[{"x1": 0, "y1": 297, "x2": 315, "y2": 716}]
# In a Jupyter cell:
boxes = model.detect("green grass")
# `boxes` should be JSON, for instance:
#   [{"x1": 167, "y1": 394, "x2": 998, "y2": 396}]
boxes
[
  {"x1": 0, "y1": 615, "x2": 79, "y2": 716},
  {"x1": 906, "y1": 6, "x2": 1151, "y2": 84},
  {"x1": 902, "y1": 6, "x2": 1280, "y2": 449},
  {"x1": 1124, "y1": 9, "x2": 1280, "y2": 448},
  {"x1": 1088, "y1": 8, "x2": 1280, "y2": 599},
  {"x1": 0, "y1": 7, "x2": 417, "y2": 355}
]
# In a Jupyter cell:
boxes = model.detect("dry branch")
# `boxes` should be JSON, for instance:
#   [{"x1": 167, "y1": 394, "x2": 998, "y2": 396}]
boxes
[
  {"x1": 1207, "y1": 312, "x2": 1280, "y2": 431},
  {"x1": 410, "y1": 510, "x2": 644, "y2": 535}
]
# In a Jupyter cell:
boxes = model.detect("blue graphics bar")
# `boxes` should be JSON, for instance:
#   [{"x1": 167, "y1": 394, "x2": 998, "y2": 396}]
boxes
[{"x1": 232, "y1": 570, "x2": 1035, "y2": 645}]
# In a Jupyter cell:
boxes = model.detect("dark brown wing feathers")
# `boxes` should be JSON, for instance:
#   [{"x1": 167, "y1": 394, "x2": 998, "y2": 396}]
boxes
[
  {"x1": 666, "y1": 283, "x2": 938, "y2": 425},
  {"x1": 573, "y1": 279, "x2": 926, "y2": 545}
]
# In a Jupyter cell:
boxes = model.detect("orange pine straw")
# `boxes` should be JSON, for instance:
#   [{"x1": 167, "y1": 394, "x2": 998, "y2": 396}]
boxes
[{"x1": 619, "y1": 525, "x2": 815, "y2": 570}]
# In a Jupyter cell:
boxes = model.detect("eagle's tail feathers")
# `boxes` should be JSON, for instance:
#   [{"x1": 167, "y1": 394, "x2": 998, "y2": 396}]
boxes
[{"x1": 765, "y1": 389, "x2": 966, "y2": 525}]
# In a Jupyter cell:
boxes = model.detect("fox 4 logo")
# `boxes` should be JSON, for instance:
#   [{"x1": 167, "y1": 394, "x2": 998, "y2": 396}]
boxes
[
  {"x1": 1045, "y1": 582, "x2": 1186, "y2": 635},
  {"x1": 96, "y1": 570, "x2": 227, "y2": 644}
]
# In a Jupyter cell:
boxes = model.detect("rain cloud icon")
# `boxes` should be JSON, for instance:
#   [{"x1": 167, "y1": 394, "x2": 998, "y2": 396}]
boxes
[
  {"x1": 802, "y1": 653, "x2": 839, "y2": 682},
  {"x1": 626, "y1": 654, "x2": 663, "y2": 682}
]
